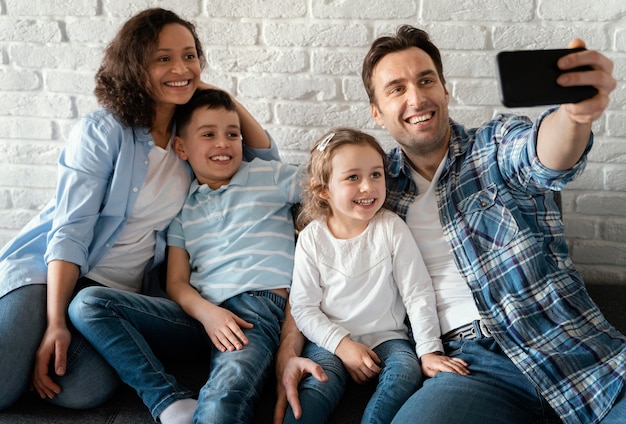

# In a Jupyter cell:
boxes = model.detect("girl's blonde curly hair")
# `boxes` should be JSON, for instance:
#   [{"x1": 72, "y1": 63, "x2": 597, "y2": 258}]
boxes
[{"x1": 296, "y1": 127, "x2": 387, "y2": 230}]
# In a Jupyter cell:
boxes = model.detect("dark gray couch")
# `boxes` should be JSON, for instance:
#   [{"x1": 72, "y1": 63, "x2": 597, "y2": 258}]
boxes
[{"x1": 1, "y1": 283, "x2": 624, "y2": 424}]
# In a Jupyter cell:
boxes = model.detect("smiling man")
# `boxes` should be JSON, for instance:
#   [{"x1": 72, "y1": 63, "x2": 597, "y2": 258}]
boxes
[{"x1": 360, "y1": 25, "x2": 626, "y2": 424}]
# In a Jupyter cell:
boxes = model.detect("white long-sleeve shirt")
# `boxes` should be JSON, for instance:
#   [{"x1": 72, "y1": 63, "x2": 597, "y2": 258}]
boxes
[{"x1": 290, "y1": 209, "x2": 443, "y2": 357}]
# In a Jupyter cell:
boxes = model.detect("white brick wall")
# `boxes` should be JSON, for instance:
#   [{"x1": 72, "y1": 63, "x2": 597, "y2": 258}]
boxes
[{"x1": 1, "y1": 0, "x2": 625, "y2": 283}]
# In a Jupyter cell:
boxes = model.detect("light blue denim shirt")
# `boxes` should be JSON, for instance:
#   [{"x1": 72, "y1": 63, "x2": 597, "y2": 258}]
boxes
[
  {"x1": 0, "y1": 108, "x2": 279, "y2": 298},
  {"x1": 386, "y1": 109, "x2": 626, "y2": 424}
]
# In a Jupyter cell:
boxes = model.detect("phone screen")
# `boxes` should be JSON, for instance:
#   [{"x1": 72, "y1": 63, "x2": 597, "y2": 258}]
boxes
[{"x1": 496, "y1": 48, "x2": 598, "y2": 107}]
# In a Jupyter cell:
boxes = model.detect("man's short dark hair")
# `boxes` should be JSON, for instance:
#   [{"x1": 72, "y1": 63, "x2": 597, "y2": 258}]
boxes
[{"x1": 362, "y1": 25, "x2": 445, "y2": 104}]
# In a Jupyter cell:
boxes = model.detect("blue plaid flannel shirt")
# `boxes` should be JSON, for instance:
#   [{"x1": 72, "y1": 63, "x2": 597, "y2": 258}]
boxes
[{"x1": 385, "y1": 110, "x2": 626, "y2": 424}]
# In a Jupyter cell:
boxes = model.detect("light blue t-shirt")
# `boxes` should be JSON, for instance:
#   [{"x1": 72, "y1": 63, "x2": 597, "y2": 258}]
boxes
[{"x1": 167, "y1": 159, "x2": 301, "y2": 304}]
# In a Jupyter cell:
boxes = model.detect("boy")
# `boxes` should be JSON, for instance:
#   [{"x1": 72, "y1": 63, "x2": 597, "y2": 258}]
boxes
[{"x1": 167, "y1": 88, "x2": 301, "y2": 423}]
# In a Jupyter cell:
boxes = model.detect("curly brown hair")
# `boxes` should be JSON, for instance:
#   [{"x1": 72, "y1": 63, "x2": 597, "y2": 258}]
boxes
[
  {"x1": 296, "y1": 127, "x2": 387, "y2": 230},
  {"x1": 94, "y1": 8, "x2": 206, "y2": 128},
  {"x1": 362, "y1": 25, "x2": 445, "y2": 105}
]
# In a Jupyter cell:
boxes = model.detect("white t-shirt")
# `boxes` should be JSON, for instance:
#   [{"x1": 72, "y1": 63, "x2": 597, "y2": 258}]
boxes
[
  {"x1": 405, "y1": 157, "x2": 480, "y2": 335},
  {"x1": 290, "y1": 209, "x2": 442, "y2": 357},
  {"x1": 86, "y1": 137, "x2": 190, "y2": 292}
]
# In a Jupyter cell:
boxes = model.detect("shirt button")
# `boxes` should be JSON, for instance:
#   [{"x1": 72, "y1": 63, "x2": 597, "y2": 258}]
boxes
[
  {"x1": 144, "y1": 160, "x2": 148, "y2": 165},
  {"x1": 25, "y1": 277, "x2": 32, "y2": 282},
  {"x1": 480, "y1": 201, "x2": 488, "y2": 207},
  {"x1": 148, "y1": 141, "x2": 154, "y2": 146},
  {"x1": 133, "y1": 187, "x2": 139, "y2": 192}
]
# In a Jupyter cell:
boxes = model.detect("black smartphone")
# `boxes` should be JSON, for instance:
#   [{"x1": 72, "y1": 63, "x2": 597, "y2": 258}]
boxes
[{"x1": 496, "y1": 48, "x2": 598, "y2": 108}]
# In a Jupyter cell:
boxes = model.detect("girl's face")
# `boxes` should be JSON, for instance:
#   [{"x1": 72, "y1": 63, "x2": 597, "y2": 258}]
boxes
[
  {"x1": 322, "y1": 143, "x2": 386, "y2": 239},
  {"x1": 147, "y1": 23, "x2": 201, "y2": 110}
]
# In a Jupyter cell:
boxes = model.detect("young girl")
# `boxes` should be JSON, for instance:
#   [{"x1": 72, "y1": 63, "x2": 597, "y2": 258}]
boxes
[{"x1": 284, "y1": 128, "x2": 469, "y2": 424}]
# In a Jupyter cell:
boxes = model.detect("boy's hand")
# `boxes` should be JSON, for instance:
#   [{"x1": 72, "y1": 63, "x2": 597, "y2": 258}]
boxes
[
  {"x1": 200, "y1": 305, "x2": 253, "y2": 352},
  {"x1": 334, "y1": 337, "x2": 381, "y2": 384},
  {"x1": 420, "y1": 352, "x2": 470, "y2": 378}
]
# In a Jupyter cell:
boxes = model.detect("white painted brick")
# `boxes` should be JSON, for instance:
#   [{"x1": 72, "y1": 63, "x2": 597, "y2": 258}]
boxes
[
  {"x1": 0, "y1": 19, "x2": 62, "y2": 42},
  {"x1": 11, "y1": 188, "x2": 53, "y2": 210},
  {"x1": 105, "y1": 1, "x2": 201, "y2": 18},
  {"x1": 605, "y1": 165, "x2": 626, "y2": 191},
  {"x1": 422, "y1": 0, "x2": 533, "y2": 22},
  {"x1": 342, "y1": 77, "x2": 367, "y2": 102},
  {"x1": 45, "y1": 70, "x2": 94, "y2": 95},
  {"x1": 312, "y1": 50, "x2": 366, "y2": 76},
  {"x1": 603, "y1": 218, "x2": 626, "y2": 244},
  {"x1": 0, "y1": 118, "x2": 54, "y2": 139},
  {"x1": 605, "y1": 111, "x2": 626, "y2": 138},
  {"x1": 0, "y1": 190, "x2": 11, "y2": 209},
  {"x1": 444, "y1": 52, "x2": 496, "y2": 78},
  {"x1": 313, "y1": 0, "x2": 416, "y2": 19},
  {"x1": 204, "y1": 0, "x2": 306, "y2": 18},
  {"x1": 275, "y1": 102, "x2": 371, "y2": 128},
  {"x1": 0, "y1": 210, "x2": 40, "y2": 231},
  {"x1": 0, "y1": 68, "x2": 40, "y2": 90},
  {"x1": 208, "y1": 48, "x2": 308, "y2": 73},
  {"x1": 421, "y1": 24, "x2": 489, "y2": 50},
  {"x1": 239, "y1": 76, "x2": 337, "y2": 101},
  {"x1": 538, "y1": 0, "x2": 626, "y2": 22},
  {"x1": 196, "y1": 21, "x2": 258, "y2": 46},
  {"x1": 579, "y1": 266, "x2": 626, "y2": 284},
  {"x1": 563, "y1": 216, "x2": 598, "y2": 240},
  {"x1": 0, "y1": 165, "x2": 57, "y2": 189},
  {"x1": 5, "y1": 0, "x2": 97, "y2": 16},
  {"x1": 65, "y1": 18, "x2": 124, "y2": 43},
  {"x1": 263, "y1": 23, "x2": 369, "y2": 48},
  {"x1": 0, "y1": 141, "x2": 61, "y2": 165},
  {"x1": 493, "y1": 25, "x2": 606, "y2": 50},
  {"x1": 576, "y1": 193, "x2": 626, "y2": 216},
  {"x1": 566, "y1": 164, "x2": 604, "y2": 190},
  {"x1": 10, "y1": 45, "x2": 102, "y2": 71},
  {"x1": 588, "y1": 138, "x2": 626, "y2": 164},
  {"x1": 452, "y1": 79, "x2": 501, "y2": 106},
  {"x1": 571, "y1": 241, "x2": 626, "y2": 266},
  {"x1": 0, "y1": 93, "x2": 74, "y2": 118}
]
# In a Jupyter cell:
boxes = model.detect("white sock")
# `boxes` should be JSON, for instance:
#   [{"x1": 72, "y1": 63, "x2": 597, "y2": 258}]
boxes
[{"x1": 158, "y1": 398, "x2": 197, "y2": 424}]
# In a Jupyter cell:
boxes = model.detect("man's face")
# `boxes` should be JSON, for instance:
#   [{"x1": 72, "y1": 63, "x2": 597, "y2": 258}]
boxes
[{"x1": 370, "y1": 47, "x2": 451, "y2": 159}]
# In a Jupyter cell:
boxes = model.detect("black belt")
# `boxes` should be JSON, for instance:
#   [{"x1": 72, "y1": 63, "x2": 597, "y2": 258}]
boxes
[{"x1": 442, "y1": 320, "x2": 492, "y2": 343}]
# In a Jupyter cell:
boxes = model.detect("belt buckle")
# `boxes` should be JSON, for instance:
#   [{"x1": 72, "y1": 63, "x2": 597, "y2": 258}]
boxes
[{"x1": 478, "y1": 320, "x2": 492, "y2": 338}]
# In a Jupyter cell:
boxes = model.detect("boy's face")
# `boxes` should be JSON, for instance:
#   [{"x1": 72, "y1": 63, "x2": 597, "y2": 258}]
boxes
[{"x1": 174, "y1": 107, "x2": 243, "y2": 189}]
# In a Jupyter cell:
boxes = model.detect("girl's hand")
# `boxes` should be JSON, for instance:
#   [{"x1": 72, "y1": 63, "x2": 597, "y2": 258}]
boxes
[
  {"x1": 420, "y1": 352, "x2": 470, "y2": 378},
  {"x1": 334, "y1": 337, "x2": 381, "y2": 384},
  {"x1": 200, "y1": 305, "x2": 254, "y2": 352},
  {"x1": 32, "y1": 324, "x2": 71, "y2": 399}
]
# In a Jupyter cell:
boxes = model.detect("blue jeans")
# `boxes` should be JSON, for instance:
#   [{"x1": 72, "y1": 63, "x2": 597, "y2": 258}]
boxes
[
  {"x1": 391, "y1": 335, "x2": 626, "y2": 424},
  {"x1": 284, "y1": 339, "x2": 422, "y2": 424},
  {"x1": 69, "y1": 287, "x2": 284, "y2": 423},
  {"x1": 194, "y1": 291, "x2": 285, "y2": 424},
  {"x1": 0, "y1": 284, "x2": 119, "y2": 410}
]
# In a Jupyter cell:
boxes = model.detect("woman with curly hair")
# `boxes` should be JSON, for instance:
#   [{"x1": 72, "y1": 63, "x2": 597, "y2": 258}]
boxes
[{"x1": 0, "y1": 8, "x2": 276, "y2": 422}]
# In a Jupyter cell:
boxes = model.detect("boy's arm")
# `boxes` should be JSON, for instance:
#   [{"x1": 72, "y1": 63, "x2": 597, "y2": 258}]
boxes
[{"x1": 166, "y1": 246, "x2": 252, "y2": 352}]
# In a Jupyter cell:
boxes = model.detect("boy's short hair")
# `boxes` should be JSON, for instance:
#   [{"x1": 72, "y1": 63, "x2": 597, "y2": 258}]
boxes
[{"x1": 175, "y1": 88, "x2": 237, "y2": 135}]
